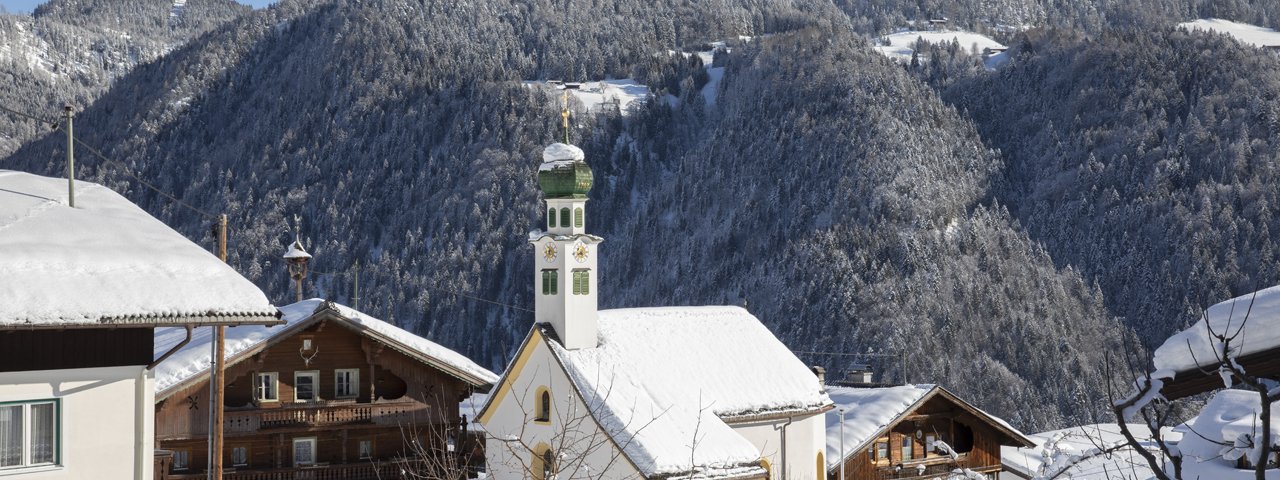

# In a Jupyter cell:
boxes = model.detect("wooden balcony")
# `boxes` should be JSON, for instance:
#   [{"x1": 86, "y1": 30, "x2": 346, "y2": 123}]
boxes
[
  {"x1": 875, "y1": 455, "x2": 1000, "y2": 479},
  {"x1": 157, "y1": 400, "x2": 433, "y2": 440},
  {"x1": 165, "y1": 462, "x2": 406, "y2": 480}
]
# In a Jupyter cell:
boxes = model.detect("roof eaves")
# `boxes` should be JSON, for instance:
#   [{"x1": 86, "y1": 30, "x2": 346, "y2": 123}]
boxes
[
  {"x1": 3, "y1": 311, "x2": 283, "y2": 330},
  {"x1": 155, "y1": 311, "x2": 321, "y2": 401}
]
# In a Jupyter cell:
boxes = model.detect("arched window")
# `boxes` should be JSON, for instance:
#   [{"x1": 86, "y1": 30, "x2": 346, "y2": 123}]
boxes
[
  {"x1": 816, "y1": 451, "x2": 825, "y2": 479},
  {"x1": 534, "y1": 387, "x2": 551, "y2": 423},
  {"x1": 760, "y1": 458, "x2": 772, "y2": 479},
  {"x1": 559, "y1": 208, "x2": 570, "y2": 228},
  {"x1": 532, "y1": 444, "x2": 554, "y2": 480},
  {"x1": 953, "y1": 423, "x2": 974, "y2": 453},
  {"x1": 574, "y1": 208, "x2": 583, "y2": 228},
  {"x1": 547, "y1": 208, "x2": 556, "y2": 229},
  {"x1": 541, "y1": 449, "x2": 555, "y2": 479}
]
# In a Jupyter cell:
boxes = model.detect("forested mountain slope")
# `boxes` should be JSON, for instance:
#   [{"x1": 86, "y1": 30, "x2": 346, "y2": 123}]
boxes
[
  {"x1": 944, "y1": 28, "x2": 1280, "y2": 350},
  {"x1": 0, "y1": 0, "x2": 247, "y2": 155},
  {"x1": 1, "y1": 0, "x2": 1136, "y2": 431}
]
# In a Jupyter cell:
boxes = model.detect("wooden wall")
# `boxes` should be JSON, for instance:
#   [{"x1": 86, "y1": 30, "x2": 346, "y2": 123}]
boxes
[{"x1": 0, "y1": 328, "x2": 151, "y2": 372}]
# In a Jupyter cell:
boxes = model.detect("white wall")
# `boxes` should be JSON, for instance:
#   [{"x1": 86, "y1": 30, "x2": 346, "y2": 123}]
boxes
[
  {"x1": 481, "y1": 339, "x2": 639, "y2": 479},
  {"x1": 0, "y1": 365, "x2": 153, "y2": 480},
  {"x1": 730, "y1": 412, "x2": 827, "y2": 480}
]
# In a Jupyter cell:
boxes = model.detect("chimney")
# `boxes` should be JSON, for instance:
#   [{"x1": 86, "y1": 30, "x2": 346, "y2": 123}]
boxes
[
  {"x1": 810, "y1": 366, "x2": 826, "y2": 385},
  {"x1": 846, "y1": 365, "x2": 874, "y2": 384}
]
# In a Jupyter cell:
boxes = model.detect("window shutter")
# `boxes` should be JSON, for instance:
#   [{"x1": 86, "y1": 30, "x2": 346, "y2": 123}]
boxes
[
  {"x1": 560, "y1": 208, "x2": 570, "y2": 228},
  {"x1": 574, "y1": 208, "x2": 583, "y2": 228},
  {"x1": 547, "y1": 208, "x2": 555, "y2": 229},
  {"x1": 550, "y1": 270, "x2": 558, "y2": 295},
  {"x1": 542, "y1": 270, "x2": 550, "y2": 295}
]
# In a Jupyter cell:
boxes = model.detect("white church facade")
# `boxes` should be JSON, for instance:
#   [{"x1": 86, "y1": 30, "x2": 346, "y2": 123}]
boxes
[{"x1": 476, "y1": 143, "x2": 833, "y2": 479}]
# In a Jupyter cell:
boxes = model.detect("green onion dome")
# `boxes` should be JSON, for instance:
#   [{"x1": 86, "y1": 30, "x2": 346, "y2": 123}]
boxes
[{"x1": 538, "y1": 143, "x2": 592, "y2": 198}]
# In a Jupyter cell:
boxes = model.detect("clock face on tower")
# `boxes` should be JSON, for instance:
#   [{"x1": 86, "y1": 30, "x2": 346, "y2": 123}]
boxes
[
  {"x1": 573, "y1": 243, "x2": 589, "y2": 263},
  {"x1": 542, "y1": 243, "x2": 558, "y2": 263}
]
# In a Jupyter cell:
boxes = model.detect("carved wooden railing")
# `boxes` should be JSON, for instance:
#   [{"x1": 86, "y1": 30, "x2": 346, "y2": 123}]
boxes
[
  {"x1": 159, "y1": 400, "x2": 433, "y2": 439},
  {"x1": 876, "y1": 456, "x2": 1001, "y2": 479},
  {"x1": 166, "y1": 462, "x2": 407, "y2": 480}
]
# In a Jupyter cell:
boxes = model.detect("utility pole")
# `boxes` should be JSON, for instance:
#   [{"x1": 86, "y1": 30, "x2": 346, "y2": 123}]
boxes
[
  {"x1": 352, "y1": 261, "x2": 360, "y2": 311},
  {"x1": 211, "y1": 214, "x2": 228, "y2": 480},
  {"x1": 64, "y1": 105, "x2": 74, "y2": 207}
]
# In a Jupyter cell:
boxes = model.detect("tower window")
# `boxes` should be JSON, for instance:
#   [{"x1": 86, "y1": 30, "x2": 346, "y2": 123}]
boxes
[
  {"x1": 559, "y1": 208, "x2": 570, "y2": 228},
  {"x1": 535, "y1": 388, "x2": 551, "y2": 423},
  {"x1": 542, "y1": 269, "x2": 558, "y2": 295},
  {"x1": 547, "y1": 208, "x2": 556, "y2": 229},
  {"x1": 572, "y1": 269, "x2": 590, "y2": 295},
  {"x1": 574, "y1": 208, "x2": 583, "y2": 228}
]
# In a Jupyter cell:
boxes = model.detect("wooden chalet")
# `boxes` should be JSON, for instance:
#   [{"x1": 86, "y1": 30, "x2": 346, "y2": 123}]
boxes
[
  {"x1": 1152, "y1": 285, "x2": 1280, "y2": 401},
  {"x1": 824, "y1": 384, "x2": 1033, "y2": 480},
  {"x1": 152, "y1": 299, "x2": 497, "y2": 480}
]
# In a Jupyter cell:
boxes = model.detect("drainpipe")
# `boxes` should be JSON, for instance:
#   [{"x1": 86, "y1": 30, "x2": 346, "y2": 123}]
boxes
[
  {"x1": 136, "y1": 366, "x2": 147, "y2": 479},
  {"x1": 780, "y1": 416, "x2": 794, "y2": 479}
]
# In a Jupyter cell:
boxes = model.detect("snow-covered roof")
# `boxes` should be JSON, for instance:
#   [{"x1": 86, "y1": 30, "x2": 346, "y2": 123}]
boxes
[
  {"x1": 541, "y1": 142, "x2": 584, "y2": 167},
  {"x1": 154, "y1": 299, "x2": 498, "y2": 398},
  {"x1": 824, "y1": 385, "x2": 1032, "y2": 471},
  {"x1": 0, "y1": 170, "x2": 278, "y2": 328},
  {"x1": 1153, "y1": 285, "x2": 1280, "y2": 374},
  {"x1": 282, "y1": 239, "x2": 311, "y2": 259},
  {"x1": 824, "y1": 385, "x2": 933, "y2": 469},
  {"x1": 1176, "y1": 390, "x2": 1279, "y2": 472},
  {"x1": 546, "y1": 306, "x2": 831, "y2": 478},
  {"x1": 1000, "y1": 423, "x2": 1169, "y2": 480}
]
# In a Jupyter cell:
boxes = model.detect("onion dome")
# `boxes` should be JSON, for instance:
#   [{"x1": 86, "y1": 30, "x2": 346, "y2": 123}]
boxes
[{"x1": 538, "y1": 143, "x2": 592, "y2": 198}]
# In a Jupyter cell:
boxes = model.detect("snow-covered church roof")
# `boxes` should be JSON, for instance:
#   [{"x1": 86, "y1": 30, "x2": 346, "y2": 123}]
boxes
[
  {"x1": 540, "y1": 306, "x2": 832, "y2": 478},
  {"x1": 154, "y1": 299, "x2": 498, "y2": 398},
  {"x1": 0, "y1": 170, "x2": 278, "y2": 328},
  {"x1": 1153, "y1": 285, "x2": 1280, "y2": 374}
]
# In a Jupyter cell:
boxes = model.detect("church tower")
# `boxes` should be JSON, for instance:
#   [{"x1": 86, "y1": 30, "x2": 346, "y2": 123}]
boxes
[{"x1": 531, "y1": 142, "x2": 601, "y2": 349}]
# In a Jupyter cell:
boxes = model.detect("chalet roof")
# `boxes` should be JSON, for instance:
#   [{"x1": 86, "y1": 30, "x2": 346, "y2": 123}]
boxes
[
  {"x1": 0, "y1": 170, "x2": 278, "y2": 329},
  {"x1": 153, "y1": 299, "x2": 498, "y2": 399},
  {"x1": 824, "y1": 385, "x2": 1033, "y2": 471},
  {"x1": 1153, "y1": 285, "x2": 1280, "y2": 376},
  {"x1": 543, "y1": 306, "x2": 832, "y2": 478}
]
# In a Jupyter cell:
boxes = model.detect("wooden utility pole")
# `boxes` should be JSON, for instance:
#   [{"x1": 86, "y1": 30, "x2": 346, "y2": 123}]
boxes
[
  {"x1": 64, "y1": 105, "x2": 74, "y2": 207},
  {"x1": 212, "y1": 214, "x2": 228, "y2": 480}
]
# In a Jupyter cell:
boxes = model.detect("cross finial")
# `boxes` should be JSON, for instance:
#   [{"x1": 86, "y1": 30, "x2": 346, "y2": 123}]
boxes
[{"x1": 561, "y1": 89, "x2": 571, "y2": 145}]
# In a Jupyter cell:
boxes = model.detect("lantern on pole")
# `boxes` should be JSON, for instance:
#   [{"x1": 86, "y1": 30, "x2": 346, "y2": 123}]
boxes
[{"x1": 283, "y1": 216, "x2": 311, "y2": 302}]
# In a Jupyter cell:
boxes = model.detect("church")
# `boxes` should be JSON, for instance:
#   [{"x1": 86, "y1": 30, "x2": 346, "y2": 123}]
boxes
[{"x1": 476, "y1": 142, "x2": 833, "y2": 479}]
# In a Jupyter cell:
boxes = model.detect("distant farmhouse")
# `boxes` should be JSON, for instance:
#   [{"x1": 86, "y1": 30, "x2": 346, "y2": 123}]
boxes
[
  {"x1": 477, "y1": 143, "x2": 833, "y2": 479},
  {"x1": 823, "y1": 381, "x2": 1032, "y2": 480},
  {"x1": 0, "y1": 171, "x2": 280, "y2": 479},
  {"x1": 151, "y1": 298, "x2": 497, "y2": 479}
]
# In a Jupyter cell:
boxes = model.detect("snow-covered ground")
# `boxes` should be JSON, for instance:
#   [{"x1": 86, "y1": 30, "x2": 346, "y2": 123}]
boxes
[
  {"x1": 523, "y1": 79, "x2": 654, "y2": 116},
  {"x1": 1000, "y1": 424, "x2": 1169, "y2": 480},
  {"x1": 1179, "y1": 19, "x2": 1280, "y2": 48},
  {"x1": 874, "y1": 29, "x2": 1006, "y2": 64}
]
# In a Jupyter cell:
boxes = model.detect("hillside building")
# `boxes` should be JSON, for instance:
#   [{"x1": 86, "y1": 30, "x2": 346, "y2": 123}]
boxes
[
  {"x1": 476, "y1": 143, "x2": 832, "y2": 479},
  {"x1": 0, "y1": 170, "x2": 280, "y2": 479}
]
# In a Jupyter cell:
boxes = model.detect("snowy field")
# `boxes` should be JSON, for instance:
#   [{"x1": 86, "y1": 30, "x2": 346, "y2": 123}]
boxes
[
  {"x1": 874, "y1": 29, "x2": 1006, "y2": 64},
  {"x1": 1001, "y1": 424, "x2": 1167, "y2": 480},
  {"x1": 524, "y1": 79, "x2": 654, "y2": 116},
  {"x1": 1179, "y1": 19, "x2": 1280, "y2": 48}
]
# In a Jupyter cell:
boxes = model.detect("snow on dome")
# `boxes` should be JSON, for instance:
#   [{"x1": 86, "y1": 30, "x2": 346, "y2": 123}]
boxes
[
  {"x1": 0, "y1": 170, "x2": 277, "y2": 327},
  {"x1": 1153, "y1": 285, "x2": 1280, "y2": 373},
  {"x1": 824, "y1": 385, "x2": 933, "y2": 468},
  {"x1": 548, "y1": 306, "x2": 831, "y2": 477},
  {"x1": 283, "y1": 239, "x2": 311, "y2": 259},
  {"x1": 154, "y1": 299, "x2": 497, "y2": 397},
  {"x1": 542, "y1": 142, "x2": 584, "y2": 163}
]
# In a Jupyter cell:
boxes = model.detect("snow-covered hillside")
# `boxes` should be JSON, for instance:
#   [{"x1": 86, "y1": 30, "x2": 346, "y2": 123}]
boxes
[
  {"x1": 1179, "y1": 19, "x2": 1280, "y2": 48},
  {"x1": 874, "y1": 29, "x2": 1006, "y2": 63}
]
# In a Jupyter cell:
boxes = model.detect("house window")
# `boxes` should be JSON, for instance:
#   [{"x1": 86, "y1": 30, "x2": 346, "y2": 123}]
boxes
[
  {"x1": 172, "y1": 450, "x2": 189, "y2": 471},
  {"x1": 559, "y1": 208, "x2": 570, "y2": 228},
  {"x1": 534, "y1": 387, "x2": 551, "y2": 424},
  {"x1": 874, "y1": 439, "x2": 888, "y2": 462},
  {"x1": 292, "y1": 437, "x2": 317, "y2": 467},
  {"x1": 547, "y1": 208, "x2": 556, "y2": 229},
  {"x1": 572, "y1": 269, "x2": 589, "y2": 295},
  {"x1": 0, "y1": 399, "x2": 59, "y2": 470},
  {"x1": 533, "y1": 447, "x2": 555, "y2": 480},
  {"x1": 335, "y1": 369, "x2": 360, "y2": 398},
  {"x1": 358, "y1": 440, "x2": 373, "y2": 459},
  {"x1": 295, "y1": 371, "x2": 319, "y2": 402},
  {"x1": 901, "y1": 435, "x2": 913, "y2": 460},
  {"x1": 574, "y1": 208, "x2": 583, "y2": 228},
  {"x1": 231, "y1": 446, "x2": 248, "y2": 467},
  {"x1": 256, "y1": 372, "x2": 279, "y2": 402},
  {"x1": 542, "y1": 269, "x2": 558, "y2": 295},
  {"x1": 926, "y1": 434, "x2": 937, "y2": 456}
]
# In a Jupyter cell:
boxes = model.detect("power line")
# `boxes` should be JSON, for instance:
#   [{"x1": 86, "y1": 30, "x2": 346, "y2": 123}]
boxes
[
  {"x1": 73, "y1": 137, "x2": 220, "y2": 219},
  {"x1": 0, "y1": 103, "x2": 58, "y2": 127},
  {"x1": 311, "y1": 268, "x2": 534, "y2": 313}
]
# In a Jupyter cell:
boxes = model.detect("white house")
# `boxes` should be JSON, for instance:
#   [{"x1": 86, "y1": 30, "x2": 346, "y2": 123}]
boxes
[
  {"x1": 476, "y1": 144, "x2": 832, "y2": 479},
  {"x1": 0, "y1": 171, "x2": 280, "y2": 479}
]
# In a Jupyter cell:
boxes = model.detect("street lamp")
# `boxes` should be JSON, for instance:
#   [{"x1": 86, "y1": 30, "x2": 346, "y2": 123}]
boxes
[{"x1": 838, "y1": 407, "x2": 847, "y2": 480}]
